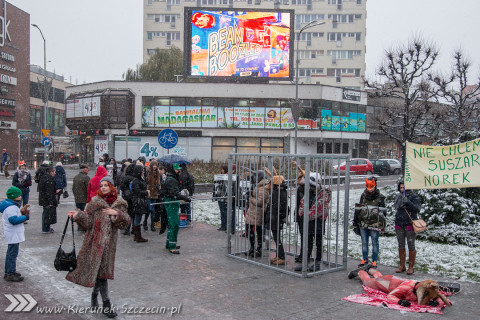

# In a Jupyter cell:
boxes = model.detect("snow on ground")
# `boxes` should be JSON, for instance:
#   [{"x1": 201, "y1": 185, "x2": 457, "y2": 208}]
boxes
[{"x1": 192, "y1": 188, "x2": 480, "y2": 282}]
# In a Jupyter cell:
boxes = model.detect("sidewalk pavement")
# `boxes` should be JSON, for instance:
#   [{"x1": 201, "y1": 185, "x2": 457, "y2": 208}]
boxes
[{"x1": 0, "y1": 175, "x2": 479, "y2": 319}]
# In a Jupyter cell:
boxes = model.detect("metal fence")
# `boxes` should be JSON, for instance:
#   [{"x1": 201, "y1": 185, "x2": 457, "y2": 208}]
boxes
[{"x1": 225, "y1": 153, "x2": 351, "y2": 278}]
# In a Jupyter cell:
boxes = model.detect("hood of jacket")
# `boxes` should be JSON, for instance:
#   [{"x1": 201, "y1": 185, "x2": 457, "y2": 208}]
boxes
[
  {"x1": 55, "y1": 166, "x2": 66, "y2": 175},
  {"x1": 132, "y1": 165, "x2": 144, "y2": 180},
  {"x1": 94, "y1": 166, "x2": 107, "y2": 178},
  {"x1": 0, "y1": 199, "x2": 17, "y2": 213}
]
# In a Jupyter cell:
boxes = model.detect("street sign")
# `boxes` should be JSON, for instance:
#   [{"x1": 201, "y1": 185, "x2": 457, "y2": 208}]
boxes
[
  {"x1": 158, "y1": 129, "x2": 178, "y2": 149},
  {"x1": 41, "y1": 129, "x2": 50, "y2": 137},
  {"x1": 18, "y1": 129, "x2": 32, "y2": 135},
  {"x1": 41, "y1": 137, "x2": 51, "y2": 146}
]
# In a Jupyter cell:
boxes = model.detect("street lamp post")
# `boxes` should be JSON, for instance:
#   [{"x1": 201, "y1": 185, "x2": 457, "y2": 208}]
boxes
[
  {"x1": 294, "y1": 20, "x2": 325, "y2": 154},
  {"x1": 31, "y1": 24, "x2": 49, "y2": 162}
]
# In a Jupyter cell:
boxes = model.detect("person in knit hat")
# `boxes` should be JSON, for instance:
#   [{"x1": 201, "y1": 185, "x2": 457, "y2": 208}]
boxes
[{"x1": 1, "y1": 187, "x2": 31, "y2": 282}]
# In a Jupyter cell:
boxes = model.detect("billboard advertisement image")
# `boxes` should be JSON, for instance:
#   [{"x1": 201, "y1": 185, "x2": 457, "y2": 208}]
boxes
[{"x1": 184, "y1": 7, "x2": 294, "y2": 81}]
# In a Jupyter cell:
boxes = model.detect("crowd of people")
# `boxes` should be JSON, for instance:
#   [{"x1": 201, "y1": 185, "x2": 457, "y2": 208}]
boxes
[{"x1": 1, "y1": 152, "x2": 440, "y2": 315}]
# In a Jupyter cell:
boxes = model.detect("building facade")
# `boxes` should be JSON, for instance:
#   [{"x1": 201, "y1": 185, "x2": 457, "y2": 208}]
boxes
[
  {"x1": 28, "y1": 65, "x2": 76, "y2": 165},
  {"x1": 0, "y1": 1, "x2": 30, "y2": 167},
  {"x1": 66, "y1": 81, "x2": 370, "y2": 164},
  {"x1": 143, "y1": 0, "x2": 366, "y2": 89}
]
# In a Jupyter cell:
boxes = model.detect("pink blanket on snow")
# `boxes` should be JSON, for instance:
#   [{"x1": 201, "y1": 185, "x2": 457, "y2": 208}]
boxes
[{"x1": 342, "y1": 285, "x2": 454, "y2": 314}]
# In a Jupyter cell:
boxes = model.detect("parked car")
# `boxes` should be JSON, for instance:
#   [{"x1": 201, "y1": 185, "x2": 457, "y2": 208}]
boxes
[
  {"x1": 380, "y1": 158, "x2": 402, "y2": 174},
  {"x1": 370, "y1": 159, "x2": 392, "y2": 176},
  {"x1": 333, "y1": 158, "x2": 374, "y2": 175}
]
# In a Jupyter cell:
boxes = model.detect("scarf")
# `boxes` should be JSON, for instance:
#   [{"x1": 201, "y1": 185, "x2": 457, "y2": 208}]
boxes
[
  {"x1": 16, "y1": 168, "x2": 29, "y2": 183},
  {"x1": 100, "y1": 192, "x2": 117, "y2": 205}
]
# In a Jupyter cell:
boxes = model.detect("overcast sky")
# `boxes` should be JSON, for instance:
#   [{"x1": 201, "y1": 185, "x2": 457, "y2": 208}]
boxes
[{"x1": 9, "y1": 0, "x2": 480, "y2": 84}]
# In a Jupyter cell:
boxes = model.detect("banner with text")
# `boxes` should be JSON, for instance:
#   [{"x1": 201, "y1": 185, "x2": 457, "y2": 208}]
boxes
[{"x1": 404, "y1": 139, "x2": 480, "y2": 189}]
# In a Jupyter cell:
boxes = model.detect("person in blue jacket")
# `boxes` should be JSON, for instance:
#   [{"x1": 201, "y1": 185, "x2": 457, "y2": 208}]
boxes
[{"x1": 1, "y1": 187, "x2": 31, "y2": 282}]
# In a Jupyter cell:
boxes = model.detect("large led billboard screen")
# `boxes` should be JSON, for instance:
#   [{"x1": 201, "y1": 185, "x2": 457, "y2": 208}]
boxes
[{"x1": 184, "y1": 7, "x2": 294, "y2": 82}]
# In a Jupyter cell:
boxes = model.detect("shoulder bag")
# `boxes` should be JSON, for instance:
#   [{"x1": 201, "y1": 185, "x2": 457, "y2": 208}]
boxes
[
  {"x1": 404, "y1": 208, "x2": 427, "y2": 233},
  {"x1": 54, "y1": 217, "x2": 77, "y2": 272}
]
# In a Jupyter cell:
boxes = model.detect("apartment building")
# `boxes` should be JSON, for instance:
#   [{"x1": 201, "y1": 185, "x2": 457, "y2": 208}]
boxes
[{"x1": 143, "y1": 0, "x2": 366, "y2": 89}]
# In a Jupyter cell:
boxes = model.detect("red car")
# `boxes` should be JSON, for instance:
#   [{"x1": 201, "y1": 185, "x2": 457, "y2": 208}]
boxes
[{"x1": 333, "y1": 158, "x2": 374, "y2": 175}]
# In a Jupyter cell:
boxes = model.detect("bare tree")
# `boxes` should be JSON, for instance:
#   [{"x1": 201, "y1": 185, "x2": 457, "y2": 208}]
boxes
[
  {"x1": 430, "y1": 50, "x2": 480, "y2": 142},
  {"x1": 365, "y1": 38, "x2": 440, "y2": 171},
  {"x1": 122, "y1": 46, "x2": 183, "y2": 82}
]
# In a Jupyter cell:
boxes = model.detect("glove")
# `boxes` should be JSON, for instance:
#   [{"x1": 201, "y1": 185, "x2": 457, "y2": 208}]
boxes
[
  {"x1": 177, "y1": 194, "x2": 191, "y2": 202},
  {"x1": 353, "y1": 226, "x2": 360, "y2": 236},
  {"x1": 398, "y1": 300, "x2": 411, "y2": 308},
  {"x1": 180, "y1": 189, "x2": 189, "y2": 197},
  {"x1": 427, "y1": 300, "x2": 439, "y2": 307},
  {"x1": 25, "y1": 214, "x2": 30, "y2": 221}
]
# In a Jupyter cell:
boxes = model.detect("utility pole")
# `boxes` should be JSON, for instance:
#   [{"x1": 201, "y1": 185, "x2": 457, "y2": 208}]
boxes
[{"x1": 32, "y1": 24, "x2": 51, "y2": 162}]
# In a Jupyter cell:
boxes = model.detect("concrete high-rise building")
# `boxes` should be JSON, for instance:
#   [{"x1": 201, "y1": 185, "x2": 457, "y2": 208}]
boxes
[{"x1": 143, "y1": 0, "x2": 366, "y2": 90}]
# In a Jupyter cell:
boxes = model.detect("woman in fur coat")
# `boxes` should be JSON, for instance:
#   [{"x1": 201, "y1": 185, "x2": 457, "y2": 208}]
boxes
[
  {"x1": 66, "y1": 176, "x2": 130, "y2": 318},
  {"x1": 245, "y1": 171, "x2": 270, "y2": 258}
]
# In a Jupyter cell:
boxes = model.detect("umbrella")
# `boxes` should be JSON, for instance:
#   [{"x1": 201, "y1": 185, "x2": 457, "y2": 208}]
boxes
[{"x1": 157, "y1": 153, "x2": 191, "y2": 165}]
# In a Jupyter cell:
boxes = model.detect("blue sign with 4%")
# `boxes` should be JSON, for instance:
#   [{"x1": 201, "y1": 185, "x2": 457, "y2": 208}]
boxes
[{"x1": 158, "y1": 129, "x2": 178, "y2": 149}]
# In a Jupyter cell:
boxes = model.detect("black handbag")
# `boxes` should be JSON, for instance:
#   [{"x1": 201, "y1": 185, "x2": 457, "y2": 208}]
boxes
[
  {"x1": 44, "y1": 206, "x2": 57, "y2": 225},
  {"x1": 54, "y1": 217, "x2": 77, "y2": 272},
  {"x1": 63, "y1": 190, "x2": 69, "y2": 199}
]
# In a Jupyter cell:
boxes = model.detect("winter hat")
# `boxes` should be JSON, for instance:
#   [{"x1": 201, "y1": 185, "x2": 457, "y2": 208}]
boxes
[
  {"x1": 309, "y1": 172, "x2": 321, "y2": 188},
  {"x1": 100, "y1": 176, "x2": 115, "y2": 186},
  {"x1": 6, "y1": 187, "x2": 22, "y2": 200},
  {"x1": 42, "y1": 160, "x2": 50, "y2": 165},
  {"x1": 2, "y1": 149, "x2": 6, "y2": 152},
  {"x1": 365, "y1": 176, "x2": 377, "y2": 191},
  {"x1": 264, "y1": 167, "x2": 285, "y2": 185},
  {"x1": 172, "y1": 163, "x2": 181, "y2": 170},
  {"x1": 18, "y1": 160, "x2": 25, "y2": 166},
  {"x1": 56, "y1": 162, "x2": 63, "y2": 167}
]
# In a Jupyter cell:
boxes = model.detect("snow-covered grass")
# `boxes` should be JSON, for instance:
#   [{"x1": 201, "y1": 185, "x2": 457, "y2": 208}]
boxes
[{"x1": 192, "y1": 188, "x2": 480, "y2": 282}]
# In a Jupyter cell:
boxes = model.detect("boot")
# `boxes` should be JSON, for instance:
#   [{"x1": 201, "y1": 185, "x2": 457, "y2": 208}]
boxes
[
  {"x1": 122, "y1": 224, "x2": 131, "y2": 236},
  {"x1": 133, "y1": 226, "x2": 148, "y2": 243},
  {"x1": 396, "y1": 249, "x2": 406, "y2": 273},
  {"x1": 407, "y1": 250, "x2": 416, "y2": 275},
  {"x1": 143, "y1": 220, "x2": 148, "y2": 231},
  {"x1": 102, "y1": 299, "x2": 117, "y2": 318},
  {"x1": 91, "y1": 292, "x2": 99, "y2": 311}
]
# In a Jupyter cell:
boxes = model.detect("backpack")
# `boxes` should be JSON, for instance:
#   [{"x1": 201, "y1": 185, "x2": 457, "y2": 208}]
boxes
[{"x1": 122, "y1": 181, "x2": 133, "y2": 201}]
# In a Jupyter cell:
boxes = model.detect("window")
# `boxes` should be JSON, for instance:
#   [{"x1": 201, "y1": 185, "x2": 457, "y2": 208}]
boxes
[
  {"x1": 325, "y1": 142, "x2": 332, "y2": 154},
  {"x1": 317, "y1": 142, "x2": 324, "y2": 153},
  {"x1": 342, "y1": 143, "x2": 349, "y2": 154}
]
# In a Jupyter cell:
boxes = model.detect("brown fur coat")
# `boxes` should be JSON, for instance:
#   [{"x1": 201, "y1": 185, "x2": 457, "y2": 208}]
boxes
[
  {"x1": 66, "y1": 196, "x2": 130, "y2": 287},
  {"x1": 245, "y1": 179, "x2": 271, "y2": 226}
]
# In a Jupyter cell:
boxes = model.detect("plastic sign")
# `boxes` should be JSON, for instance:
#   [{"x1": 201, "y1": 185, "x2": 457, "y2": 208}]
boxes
[
  {"x1": 41, "y1": 129, "x2": 50, "y2": 137},
  {"x1": 158, "y1": 129, "x2": 178, "y2": 149}
]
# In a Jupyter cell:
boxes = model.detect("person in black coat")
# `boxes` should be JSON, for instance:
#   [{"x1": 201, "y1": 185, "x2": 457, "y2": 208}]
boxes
[
  {"x1": 119, "y1": 163, "x2": 134, "y2": 235},
  {"x1": 178, "y1": 164, "x2": 195, "y2": 223},
  {"x1": 130, "y1": 165, "x2": 149, "y2": 243},
  {"x1": 12, "y1": 162, "x2": 32, "y2": 206},
  {"x1": 163, "y1": 163, "x2": 191, "y2": 254},
  {"x1": 394, "y1": 180, "x2": 421, "y2": 275},
  {"x1": 264, "y1": 169, "x2": 288, "y2": 266},
  {"x1": 34, "y1": 161, "x2": 50, "y2": 192},
  {"x1": 54, "y1": 162, "x2": 67, "y2": 204},
  {"x1": 39, "y1": 166, "x2": 57, "y2": 233}
]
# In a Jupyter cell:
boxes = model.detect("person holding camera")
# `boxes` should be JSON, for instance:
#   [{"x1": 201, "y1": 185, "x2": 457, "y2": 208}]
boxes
[
  {"x1": 394, "y1": 180, "x2": 421, "y2": 275},
  {"x1": 1, "y1": 187, "x2": 30, "y2": 282},
  {"x1": 163, "y1": 163, "x2": 191, "y2": 254},
  {"x1": 353, "y1": 176, "x2": 386, "y2": 268}
]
